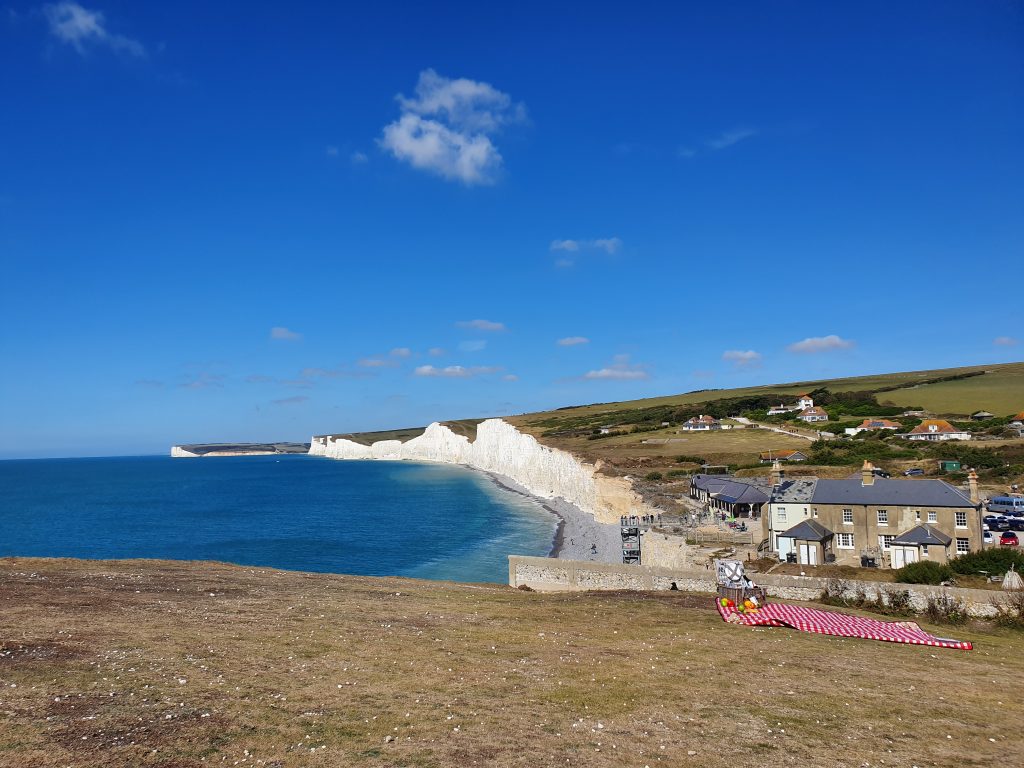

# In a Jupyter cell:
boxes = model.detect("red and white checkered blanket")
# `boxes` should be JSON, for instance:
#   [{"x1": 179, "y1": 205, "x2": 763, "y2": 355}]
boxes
[{"x1": 717, "y1": 601, "x2": 972, "y2": 650}]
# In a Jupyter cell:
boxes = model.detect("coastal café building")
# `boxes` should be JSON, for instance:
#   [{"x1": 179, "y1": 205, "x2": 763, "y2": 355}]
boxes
[{"x1": 689, "y1": 474, "x2": 769, "y2": 519}]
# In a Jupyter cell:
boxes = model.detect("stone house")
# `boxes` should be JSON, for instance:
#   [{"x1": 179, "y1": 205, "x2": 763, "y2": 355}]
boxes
[{"x1": 761, "y1": 461, "x2": 982, "y2": 567}]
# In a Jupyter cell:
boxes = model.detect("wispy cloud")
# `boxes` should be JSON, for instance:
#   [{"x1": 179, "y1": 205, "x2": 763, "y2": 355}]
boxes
[
  {"x1": 181, "y1": 372, "x2": 224, "y2": 390},
  {"x1": 300, "y1": 366, "x2": 372, "y2": 380},
  {"x1": 550, "y1": 237, "x2": 622, "y2": 266},
  {"x1": 390, "y1": 347, "x2": 412, "y2": 358},
  {"x1": 270, "y1": 326, "x2": 302, "y2": 342},
  {"x1": 458, "y1": 340, "x2": 487, "y2": 353},
  {"x1": 993, "y1": 336, "x2": 1019, "y2": 347},
  {"x1": 414, "y1": 364, "x2": 502, "y2": 378},
  {"x1": 272, "y1": 395, "x2": 309, "y2": 406},
  {"x1": 502, "y1": 374, "x2": 519, "y2": 381},
  {"x1": 245, "y1": 374, "x2": 275, "y2": 384},
  {"x1": 428, "y1": 347, "x2": 446, "y2": 357},
  {"x1": 456, "y1": 319, "x2": 506, "y2": 332},
  {"x1": 379, "y1": 69, "x2": 526, "y2": 185},
  {"x1": 787, "y1": 335, "x2": 854, "y2": 354},
  {"x1": 557, "y1": 336, "x2": 589, "y2": 347},
  {"x1": 706, "y1": 128, "x2": 757, "y2": 150},
  {"x1": 357, "y1": 357, "x2": 398, "y2": 368},
  {"x1": 133, "y1": 378, "x2": 163, "y2": 388},
  {"x1": 44, "y1": 2, "x2": 145, "y2": 57},
  {"x1": 582, "y1": 354, "x2": 649, "y2": 381},
  {"x1": 722, "y1": 349, "x2": 762, "y2": 369}
]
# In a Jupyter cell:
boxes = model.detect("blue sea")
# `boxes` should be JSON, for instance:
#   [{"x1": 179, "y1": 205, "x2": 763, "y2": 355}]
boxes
[{"x1": 0, "y1": 455, "x2": 558, "y2": 583}]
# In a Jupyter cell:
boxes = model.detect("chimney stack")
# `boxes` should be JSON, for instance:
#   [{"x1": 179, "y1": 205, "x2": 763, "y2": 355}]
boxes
[
  {"x1": 771, "y1": 459, "x2": 784, "y2": 487},
  {"x1": 967, "y1": 468, "x2": 979, "y2": 504},
  {"x1": 862, "y1": 460, "x2": 875, "y2": 486}
]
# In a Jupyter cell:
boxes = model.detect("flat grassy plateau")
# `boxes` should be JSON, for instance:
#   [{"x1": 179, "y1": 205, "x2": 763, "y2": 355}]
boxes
[{"x1": 1, "y1": 558, "x2": 1021, "y2": 768}]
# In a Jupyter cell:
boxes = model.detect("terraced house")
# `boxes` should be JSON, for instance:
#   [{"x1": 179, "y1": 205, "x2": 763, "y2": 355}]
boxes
[{"x1": 762, "y1": 461, "x2": 982, "y2": 567}]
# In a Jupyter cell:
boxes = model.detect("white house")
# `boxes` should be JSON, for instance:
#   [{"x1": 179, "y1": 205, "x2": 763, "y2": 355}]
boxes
[
  {"x1": 682, "y1": 415, "x2": 720, "y2": 431},
  {"x1": 902, "y1": 420, "x2": 971, "y2": 442}
]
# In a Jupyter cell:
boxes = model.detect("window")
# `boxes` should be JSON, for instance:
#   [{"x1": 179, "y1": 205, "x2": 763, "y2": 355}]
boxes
[
  {"x1": 956, "y1": 537, "x2": 970, "y2": 554},
  {"x1": 955, "y1": 511, "x2": 967, "y2": 528},
  {"x1": 928, "y1": 511, "x2": 937, "y2": 523},
  {"x1": 837, "y1": 533, "x2": 854, "y2": 549},
  {"x1": 812, "y1": 508, "x2": 818, "y2": 518},
  {"x1": 878, "y1": 535, "x2": 894, "y2": 551},
  {"x1": 921, "y1": 545, "x2": 929, "y2": 557},
  {"x1": 777, "y1": 507, "x2": 787, "y2": 523},
  {"x1": 915, "y1": 510, "x2": 921, "y2": 522},
  {"x1": 842, "y1": 509, "x2": 853, "y2": 525},
  {"x1": 877, "y1": 510, "x2": 888, "y2": 526}
]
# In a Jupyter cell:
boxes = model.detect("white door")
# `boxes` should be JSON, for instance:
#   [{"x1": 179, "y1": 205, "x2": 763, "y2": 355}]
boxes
[
  {"x1": 798, "y1": 543, "x2": 817, "y2": 565},
  {"x1": 892, "y1": 547, "x2": 917, "y2": 569},
  {"x1": 777, "y1": 537, "x2": 793, "y2": 561}
]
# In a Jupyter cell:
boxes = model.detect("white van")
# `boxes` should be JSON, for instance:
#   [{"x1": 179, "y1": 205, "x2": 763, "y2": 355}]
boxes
[{"x1": 987, "y1": 496, "x2": 1024, "y2": 516}]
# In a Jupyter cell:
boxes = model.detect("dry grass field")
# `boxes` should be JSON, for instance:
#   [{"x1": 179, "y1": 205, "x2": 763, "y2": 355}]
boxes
[{"x1": 1, "y1": 558, "x2": 1021, "y2": 768}]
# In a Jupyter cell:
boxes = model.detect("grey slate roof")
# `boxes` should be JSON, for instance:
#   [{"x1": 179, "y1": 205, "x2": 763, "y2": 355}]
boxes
[
  {"x1": 810, "y1": 478, "x2": 974, "y2": 508},
  {"x1": 891, "y1": 524, "x2": 953, "y2": 546},
  {"x1": 778, "y1": 519, "x2": 834, "y2": 542},
  {"x1": 769, "y1": 477, "x2": 818, "y2": 504},
  {"x1": 691, "y1": 475, "x2": 769, "y2": 505}
]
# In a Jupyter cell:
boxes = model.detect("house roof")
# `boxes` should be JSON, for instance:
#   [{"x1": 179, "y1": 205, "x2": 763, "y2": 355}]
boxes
[
  {"x1": 770, "y1": 477, "x2": 818, "y2": 504},
  {"x1": 810, "y1": 478, "x2": 975, "y2": 508},
  {"x1": 857, "y1": 418, "x2": 902, "y2": 429},
  {"x1": 800, "y1": 407, "x2": 827, "y2": 416},
  {"x1": 691, "y1": 475, "x2": 769, "y2": 505},
  {"x1": 972, "y1": 411, "x2": 994, "y2": 417},
  {"x1": 891, "y1": 524, "x2": 953, "y2": 547},
  {"x1": 778, "y1": 519, "x2": 834, "y2": 542},
  {"x1": 687, "y1": 414, "x2": 718, "y2": 424},
  {"x1": 907, "y1": 419, "x2": 963, "y2": 435}
]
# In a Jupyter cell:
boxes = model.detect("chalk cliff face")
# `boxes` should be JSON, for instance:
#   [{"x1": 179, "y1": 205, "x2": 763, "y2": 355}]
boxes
[
  {"x1": 309, "y1": 419, "x2": 654, "y2": 525},
  {"x1": 171, "y1": 446, "x2": 201, "y2": 458}
]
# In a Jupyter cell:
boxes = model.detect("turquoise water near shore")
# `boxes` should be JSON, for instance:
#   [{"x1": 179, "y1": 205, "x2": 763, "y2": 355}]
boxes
[{"x1": 0, "y1": 454, "x2": 557, "y2": 583}]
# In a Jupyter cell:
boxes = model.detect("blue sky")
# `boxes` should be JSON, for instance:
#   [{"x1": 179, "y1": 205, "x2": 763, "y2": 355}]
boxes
[{"x1": 1, "y1": 1, "x2": 1022, "y2": 458}]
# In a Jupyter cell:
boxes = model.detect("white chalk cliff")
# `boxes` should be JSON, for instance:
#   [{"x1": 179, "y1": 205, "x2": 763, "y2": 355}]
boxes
[{"x1": 309, "y1": 418, "x2": 655, "y2": 525}]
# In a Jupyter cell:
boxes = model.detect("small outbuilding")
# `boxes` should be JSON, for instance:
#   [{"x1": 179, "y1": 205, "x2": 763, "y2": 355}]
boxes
[
  {"x1": 889, "y1": 524, "x2": 953, "y2": 567},
  {"x1": 937, "y1": 460, "x2": 962, "y2": 472},
  {"x1": 777, "y1": 519, "x2": 834, "y2": 566}
]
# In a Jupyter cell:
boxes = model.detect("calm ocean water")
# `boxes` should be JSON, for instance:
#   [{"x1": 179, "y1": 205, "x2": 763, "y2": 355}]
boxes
[{"x1": 0, "y1": 455, "x2": 558, "y2": 583}]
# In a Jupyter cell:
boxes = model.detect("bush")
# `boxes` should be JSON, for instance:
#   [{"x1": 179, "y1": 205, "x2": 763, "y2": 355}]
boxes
[
  {"x1": 644, "y1": 472, "x2": 663, "y2": 481},
  {"x1": 924, "y1": 594, "x2": 968, "y2": 625},
  {"x1": 894, "y1": 560, "x2": 954, "y2": 585},
  {"x1": 949, "y1": 548, "x2": 1024, "y2": 576},
  {"x1": 675, "y1": 455, "x2": 704, "y2": 464},
  {"x1": 992, "y1": 591, "x2": 1024, "y2": 630},
  {"x1": 878, "y1": 587, "x2": 913, "y2": 615}
]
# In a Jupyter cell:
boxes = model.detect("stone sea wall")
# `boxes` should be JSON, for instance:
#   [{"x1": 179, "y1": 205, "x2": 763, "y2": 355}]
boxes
[
  {"x1": 508, "y1": 555, "x2": 1007, "y2": 618},
  {"x1": 309, "y1": 419, "x2": 658, "y2": 525}
]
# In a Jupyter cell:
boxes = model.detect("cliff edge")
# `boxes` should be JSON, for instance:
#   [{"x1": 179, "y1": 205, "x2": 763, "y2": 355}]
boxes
[{"x1": 310, "y1": 418, "x2": 658, "y2": 525}]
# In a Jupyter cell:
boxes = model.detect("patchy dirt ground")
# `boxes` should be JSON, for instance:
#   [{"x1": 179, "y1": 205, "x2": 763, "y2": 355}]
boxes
[{"x1": 0, "y1": 557, "x2": 1021, "y2": 768}]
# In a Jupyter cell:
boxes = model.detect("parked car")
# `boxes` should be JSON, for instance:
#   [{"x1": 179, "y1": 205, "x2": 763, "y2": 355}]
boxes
[
  {"x1": 1009, "y1": 518, "x2": 1024, "y2": 532},
  {"x1": 989, "y1": 518, "x2": 1011, "y2": 532},
  {"x1": 982, "y1": 530, "x2": 995, "y2": 546},
  {"x1": 903, "y1": 468, "x2": 924, "y2": 476},
  {"x1": 1000, "y1": 531, "x2": 1019, "y2": 547},
  {"x1": 986, "y1": 496, "x2": 1024, "y2": 515},
  {"x1": 871, "y1": 468, "x2": 891, "y2": 478}
]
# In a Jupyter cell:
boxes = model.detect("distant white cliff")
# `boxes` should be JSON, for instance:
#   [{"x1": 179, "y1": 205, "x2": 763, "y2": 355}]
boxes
[{"x1": 309, "y1": 418, "x2": 656, "y2": 525}]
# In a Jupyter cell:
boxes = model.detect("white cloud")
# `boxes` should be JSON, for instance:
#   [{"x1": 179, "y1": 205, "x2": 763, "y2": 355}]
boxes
[
  {"x1": 458, "y1": 340, "x2": 487, "y2": 352},
  {"x1": 270, "y1": 326, "x2": 302, "y2": 341},
  {"x1": 994, "y1": 336, "x2": 1019, "y2": 347},
  {"x1": 44, "y1": 2, "x2": 145, "y2": 56},
  {"x1": 582, "y1": 354, "x2": 649, "y2": 381},
  {"x1": 553, "y1": 258, "x2": 575, "y2": 268},
  {"x1": 706, "y1": 128, "x2": 757, "y2": 151},
  {"x1": 358, "y1": 357, "x2": 397, "y2": 368},
  {"x1": 428, "y1": 347, "x2": 446, "y2": 357},
  {"x1": 390, "y1": 347, "x2": 412, "y2": 357},
  {"x1": 592, "y1": 237, "x2": 622, "y2": 255},
  {"x1": 379, "y1": 69, "x2": 525, "y2": 185},
  {"x1": 787, "y1": 335, "x2": 854, "y2": 354},
  {"x1": 502, "y1": 374, "x2": 519, "y2": 381},
  {"x1": 550, "y1": 239, "x2": 580, "y2": 252},
  {"x1": 722, "y1": 349, "x2": 762, "y2": 368},
  {"x1": 456, "y1": 319, "x2": 506, "y2": 332},
  {"x1": 414, "y1": 365, "x2": 501, "y2": 378},
  {"x1": 557, "y1": 336, "x2": 589, "y2": 346}
]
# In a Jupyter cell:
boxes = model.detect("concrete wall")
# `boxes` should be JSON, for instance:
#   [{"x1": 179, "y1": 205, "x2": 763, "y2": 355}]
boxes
[{"x1": 508, "y1": 555, "x2": 1008, "y2": 618}]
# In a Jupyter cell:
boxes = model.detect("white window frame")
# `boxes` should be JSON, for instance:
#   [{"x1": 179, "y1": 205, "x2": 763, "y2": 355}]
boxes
[
  {"x1": 842, "y1": 509, "x2": 853, "y2": 525},
  {"x1": 956, "y1": 537, "x2": 970, "y2": 554},
  {"x1": 921, "y1": 545, "x2": 929, "y2": 557},
  {"x1": 878, "y1": 535, "x2": 894, "y2": 551},
  {"x1": 877, "y1": 509, "x2": 888, "y2": 526},
  {"x1": 955, "y1": 511, "x2": 967, "y2": 528},
  {"x1": 837, "y1": 532, "x2": 855, "y2": 549},
  {"x1": 928, "y1": 511, "x2": 938, "y2": 523},
  {"x1": 777, "y1": 507, "x2": 787, "y2": 523}
]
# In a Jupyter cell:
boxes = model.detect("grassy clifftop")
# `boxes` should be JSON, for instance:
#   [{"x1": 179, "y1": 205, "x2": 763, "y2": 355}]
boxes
[{"x1": 1, "y1": 557, "x2": 1021, "y2": 767}]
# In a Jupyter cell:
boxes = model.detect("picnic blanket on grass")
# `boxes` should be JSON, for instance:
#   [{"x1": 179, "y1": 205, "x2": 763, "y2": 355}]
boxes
[{"x1": 717, "y1": 600, "x2": 972, "y2": 650}]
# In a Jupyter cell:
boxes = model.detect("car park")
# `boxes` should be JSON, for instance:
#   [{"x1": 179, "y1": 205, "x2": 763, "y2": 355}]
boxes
[
  {"x1": 1000, "y1": 531, "x2": 1019, "y2": 547},
  {"x1": 986, "y1": 517, "x2": 1011, "y2": 531},
  {"x1": 1009, "y1": 518, "x2": 1024, "y2": 532}
]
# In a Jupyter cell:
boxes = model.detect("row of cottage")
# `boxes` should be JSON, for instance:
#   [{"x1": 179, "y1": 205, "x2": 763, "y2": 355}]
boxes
[{"x1": 689, "y1": 462, "x2": 983, "y2": 568}]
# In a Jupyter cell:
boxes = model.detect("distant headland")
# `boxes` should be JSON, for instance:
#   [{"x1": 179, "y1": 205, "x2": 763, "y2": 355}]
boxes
[{"x1": 170, "y1": 442, "x2": 310, "y2": 458}]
